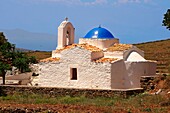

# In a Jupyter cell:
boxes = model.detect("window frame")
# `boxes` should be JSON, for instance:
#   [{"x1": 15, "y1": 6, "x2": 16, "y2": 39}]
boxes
[{"x1": 70, "y1": 68, "x2": 77, "y2": 80}]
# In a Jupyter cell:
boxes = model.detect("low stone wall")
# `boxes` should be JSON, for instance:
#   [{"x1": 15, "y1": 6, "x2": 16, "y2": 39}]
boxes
[
  {"x1": 140, "y1": 76, "x2": 158, "y2": 91},
  {"x1": 0, "y1": 86, "x2": 144, "y2": 98}
]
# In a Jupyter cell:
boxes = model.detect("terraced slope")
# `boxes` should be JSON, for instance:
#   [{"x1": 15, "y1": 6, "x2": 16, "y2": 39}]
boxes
[{"x1": 134, "y1": 39, "x2": 170, "y2": 74}]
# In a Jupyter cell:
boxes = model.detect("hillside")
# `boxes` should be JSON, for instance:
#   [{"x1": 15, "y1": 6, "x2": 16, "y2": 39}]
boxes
[
  {"x1": 134, "y1": 39, "x2": 170, "y2": 74},
  {"x1": 26, "y1": 51, "x2": 51, "y2": 61}
]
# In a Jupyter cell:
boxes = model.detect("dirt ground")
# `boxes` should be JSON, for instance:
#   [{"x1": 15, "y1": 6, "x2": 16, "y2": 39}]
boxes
[
  {"x1": 0, "y1": 103, "x2": 127, "y2": 113},
  {"x1": 1, "y1": 75, "x2": 170, "y2": 113},
  {"x1": 1, "y1": 102, "x2": 170, "y2": 113}
]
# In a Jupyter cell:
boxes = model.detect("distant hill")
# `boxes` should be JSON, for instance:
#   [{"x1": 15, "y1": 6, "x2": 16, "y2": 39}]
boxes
[
  {"x1": 0, "y1": 29, "x2": 57, "y2": 51},
  {"x1": 15, "y1": 48, "x2": 33, "y2": 52},
  {"x1": 134, "y1": 38, "x2": 170, "y2": 74}
]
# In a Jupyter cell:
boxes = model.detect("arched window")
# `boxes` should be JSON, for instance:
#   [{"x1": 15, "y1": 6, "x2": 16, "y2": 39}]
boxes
[{"x1": 66, "y1": 30, "x2": 70, "y2": 45}]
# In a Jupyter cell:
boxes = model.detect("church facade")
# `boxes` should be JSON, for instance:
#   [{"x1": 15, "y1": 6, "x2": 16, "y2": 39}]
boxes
[{"x1": 33, "y1": 19, "x2": 156, "y2": 90}]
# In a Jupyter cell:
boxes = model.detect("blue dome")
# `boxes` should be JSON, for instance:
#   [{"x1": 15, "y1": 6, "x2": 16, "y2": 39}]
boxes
[{"x1": 84, "y1": 27, "x2": 114, "y2": 39}]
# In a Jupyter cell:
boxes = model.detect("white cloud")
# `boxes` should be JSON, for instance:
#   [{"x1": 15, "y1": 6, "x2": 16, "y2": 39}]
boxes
[
  {"x1": 143, "y1": 0, "x2": 152, "y2": 3},
  {"x1": 18, "y1": 0, "x2": 152, "y2": 6},
  {"x1": 29, "y1": 0, "x2": 108, "y2": 5},
  {"x1": 115, "y1": 0, "x2": 152, "y2": 4},
  {"x1": 117, "y1": 0, "x2": 140, "y2": 4},
  {"x1": 83, "y1": 0, "x2": 108, "y2": 5}
]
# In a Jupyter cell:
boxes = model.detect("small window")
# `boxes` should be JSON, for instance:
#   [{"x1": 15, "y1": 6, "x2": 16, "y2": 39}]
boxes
[{"x1": 70, "y1": 68, "x2": 77, "y2": 80}]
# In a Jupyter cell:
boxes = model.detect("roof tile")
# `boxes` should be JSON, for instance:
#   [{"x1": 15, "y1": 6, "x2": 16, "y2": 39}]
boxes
[
  {"x1": 94, "y1": 58, "x2": 118, "y2": 63},
  {"x1": 107, "y1": 44, "x2": 133, "y2": 52},
  {"x1": 40, "y1": 57, "x2": 60, "y2": 62},
  {"x1": 55, "y1": 44, "x2": 101, "y2": 53}
]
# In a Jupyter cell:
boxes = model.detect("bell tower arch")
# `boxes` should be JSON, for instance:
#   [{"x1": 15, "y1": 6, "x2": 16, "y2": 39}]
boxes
[{"x1": 57, "y1": 18, "x2": 75, "y2": 49}]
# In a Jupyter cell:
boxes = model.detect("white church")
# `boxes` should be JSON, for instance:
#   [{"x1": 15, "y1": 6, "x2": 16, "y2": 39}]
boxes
[{"x1": 34, "y1": 18, "x2": 156, "y2": 90}]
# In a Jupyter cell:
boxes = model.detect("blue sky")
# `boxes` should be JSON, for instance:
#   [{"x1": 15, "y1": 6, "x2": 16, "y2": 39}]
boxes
[{"x1": 0, "y1": 0, "x2": 170, "y2": 49}]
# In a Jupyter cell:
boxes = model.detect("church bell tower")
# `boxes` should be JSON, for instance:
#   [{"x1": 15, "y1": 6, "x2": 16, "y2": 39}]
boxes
[{"x1": 57, "y1": 18, "x2": 75, "y2": 49}]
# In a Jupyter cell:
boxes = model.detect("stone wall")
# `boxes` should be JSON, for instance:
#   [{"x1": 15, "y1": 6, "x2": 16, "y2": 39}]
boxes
[
  {"x1": 0, "y1": 85, "x2": 144, "y2": 112},
  {"x1": 140, "y1": 76, "x2": 158, "y2": 91},
  {"x1": 0, "y1": 86, "x2": 144, "y2": 98}
]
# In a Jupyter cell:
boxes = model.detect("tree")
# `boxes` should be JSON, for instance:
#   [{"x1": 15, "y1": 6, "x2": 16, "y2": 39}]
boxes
[
  {"x1": 0, "y1": 33, "x2": 14, "y2": 84},
  {"x1": 0, "y1": 33, "x2": 37, "y2": 84},
  {"x1": 0, "y1": 32, "x2": 7, "y2": 45},
  {"x1": 0, "y1": 32, "x2": 12, "y2": 84},
  {"x1": 28, "y1": 56, "x2": 37, "y2": 64},
  {"x1": 163, "y1": 9, "x2": 170, "y2": 30},
  {"x1": 0, "y1": 62, "x2": 10, "y2": 84},
  {"x1": 13, "y1": 52, "x2": 30, "y2": 73}
]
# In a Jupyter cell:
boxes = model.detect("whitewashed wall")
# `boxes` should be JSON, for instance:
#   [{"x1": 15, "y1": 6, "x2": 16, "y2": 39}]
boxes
[
  {"x1": 104, "y1": 51, "x2": 123, "y2": 59},
  {"x1": 79, "y1": 38, "x2": 119, "y2": 49},
  {"x1": 34, "y1": 47, "x2": 112, "y2": 89},
  {"x1": 111, "y1": 60, "x2": 126, "y2": 89},
  {"x1": 124, "y1": 47, "x2": 144, "y2": 61},
  {"x1": 52, "y1": 50, "x2": 61, "y2": 58},
  {"x1": 110, "y1": 60, "x2": 157, "y2": 89},
  {"x1": 57, "y1": 21, "x2": 75, "y2": 49},
  {"x1": 91, "y1": 51, "x2": 104, "y2": 60},
  {"x1": 33, "y1": 47, "x2": 156, "y2": 90},
  {"x1": 123, "y1": 61, "x2": 156, "y2": 89}
]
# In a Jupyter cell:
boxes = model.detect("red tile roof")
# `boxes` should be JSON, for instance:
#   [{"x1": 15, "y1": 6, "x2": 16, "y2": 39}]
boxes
[
  {"x1": 55, "y1": 44, "x2": 101, "y2": 53},
  {"x1": 40, "y1": 57, "x2": 60, "y2": 62},
  {"x1": 94, "y1": 58, "x2": 118, "y2": 63},
  {"x1": 107, "y1": 44, "x2": 132, "y2": 52}
]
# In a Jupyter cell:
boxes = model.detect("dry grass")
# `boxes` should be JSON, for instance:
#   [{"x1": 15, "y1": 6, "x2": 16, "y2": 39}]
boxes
[
  {"x1": 0, "y1": 92, "x2": 170, "y2": 113},
  {"x1": 26, "y1": 51, "x2": 51, "y2": 61},
  {"x1": 134, "y1": 39, "x2": 170, "y2": 74}
]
